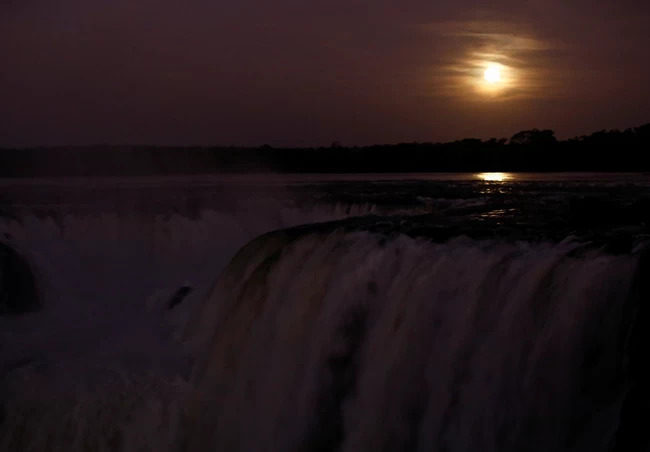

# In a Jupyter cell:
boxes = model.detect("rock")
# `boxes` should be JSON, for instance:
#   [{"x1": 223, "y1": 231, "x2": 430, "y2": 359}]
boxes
[
  {"x1": 568, "y1": 197, "x2": 625, "y2": 227},
  {"x1": 614, "y1": 250, "x2": 650, "y2": 452},
  {"x1": 168, "y1": 285, "x2": 193, "y2": 310},
  {"x1": 625, "y1": 197, "x2": 650, "y2": 225},
  {"x1": 0, "y1": 242, "x2": 40, "y2": 315}
]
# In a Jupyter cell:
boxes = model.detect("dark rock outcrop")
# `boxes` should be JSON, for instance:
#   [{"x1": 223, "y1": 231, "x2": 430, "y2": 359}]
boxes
[
  {"x1": 168, "y1": 285, "x2": 193, "y2": 310},
  {"x1": 0, "y1": 242, "x2": 39, "y2": 315},
  {"x1": 613, "y1": 250, "x2": 650, "y2": 452}
]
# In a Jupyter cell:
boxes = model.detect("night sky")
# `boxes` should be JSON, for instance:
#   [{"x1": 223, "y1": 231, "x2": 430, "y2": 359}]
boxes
[{"x1": 2, "y1": 0, "x2": 649, "y2": 147}]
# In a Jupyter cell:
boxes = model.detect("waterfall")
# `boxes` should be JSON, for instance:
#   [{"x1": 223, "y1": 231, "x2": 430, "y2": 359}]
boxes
[
  {"x1": 180, "y1": 230, "x2": 641, "y2": 452},
  {"x1": 1, "y1": 215, "x2": 646, "y2": 451}
]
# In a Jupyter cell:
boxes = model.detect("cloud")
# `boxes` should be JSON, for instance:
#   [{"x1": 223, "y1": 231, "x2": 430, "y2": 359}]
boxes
[{"x1": 420, "y1": 20, "x2": 561, "y2": 102}]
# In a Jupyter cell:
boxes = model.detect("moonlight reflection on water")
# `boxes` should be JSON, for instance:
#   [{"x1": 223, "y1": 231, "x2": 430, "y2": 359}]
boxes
[{"x1": 477, "y1": 172, "x2": 513, "y2": 182}]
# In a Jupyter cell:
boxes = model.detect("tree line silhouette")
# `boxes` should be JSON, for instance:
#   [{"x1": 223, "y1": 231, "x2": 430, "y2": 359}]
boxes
[{"x1": 1, "y1": 124, "x2": 649, "y2": 177}]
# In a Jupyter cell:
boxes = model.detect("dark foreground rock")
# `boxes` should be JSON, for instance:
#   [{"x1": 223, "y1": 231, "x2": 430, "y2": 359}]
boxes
[
  {"x1": 168, "y1": 285, "x2": 193, "y2": 310},
  {"x1": 613, "y1": 251, "x2": 650, "y2": 452},
  {"x1": 0, "y1": 242, "x2": 39, "y2": 315}
]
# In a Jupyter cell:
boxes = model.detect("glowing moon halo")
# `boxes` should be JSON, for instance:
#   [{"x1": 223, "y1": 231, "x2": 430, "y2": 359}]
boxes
[{"x1": 484, "y1": 66, "x2": 501, "y2": 84}]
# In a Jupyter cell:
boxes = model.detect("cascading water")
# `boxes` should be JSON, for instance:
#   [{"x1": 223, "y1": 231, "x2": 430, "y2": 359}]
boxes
[
  {"x1": 2, "y1": 176, "x2": 649, "y2": 452},
  {"x1": 179, "y1": 230, "x2": 641, "y2": 452}
]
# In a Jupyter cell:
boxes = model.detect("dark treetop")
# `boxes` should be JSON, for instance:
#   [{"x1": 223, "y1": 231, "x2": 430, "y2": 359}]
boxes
[{"x1": 1, "y1": 124, "x2": 649, "y2": 177}]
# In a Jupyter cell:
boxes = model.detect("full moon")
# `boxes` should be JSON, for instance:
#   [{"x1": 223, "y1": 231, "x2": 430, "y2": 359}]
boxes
[{"x1": 484, "y1": 66, "x2": 501, "y2": 84}]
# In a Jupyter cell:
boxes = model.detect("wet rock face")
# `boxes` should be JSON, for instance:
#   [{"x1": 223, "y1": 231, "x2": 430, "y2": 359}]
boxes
[
  {"x1": 613, "y1": 251, "x2": 650, "y2": 452},
  {"x1": 0, "y1": 242, "x2": 39, "y2": 315},
  {"x1": 168, "y1": 285, "x2": 193, "y2": 310}
]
